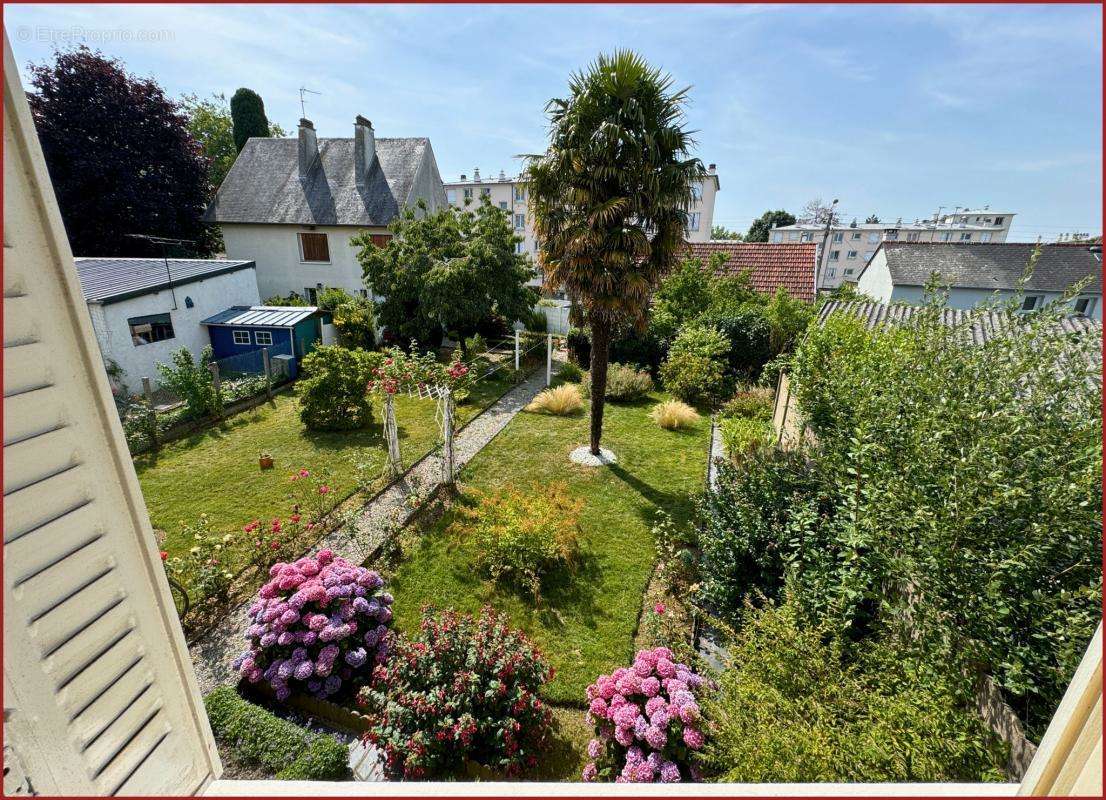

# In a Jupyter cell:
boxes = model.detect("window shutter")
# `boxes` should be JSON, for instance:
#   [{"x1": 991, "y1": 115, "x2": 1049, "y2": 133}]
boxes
[{"x1": 2, "y1": 38, "x2": 220, "y2": 795}]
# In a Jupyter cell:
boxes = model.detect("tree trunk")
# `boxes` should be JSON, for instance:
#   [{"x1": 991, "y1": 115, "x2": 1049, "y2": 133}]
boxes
[{"x1": 589, "y1": 319, "x2": 612, "y2": 455}]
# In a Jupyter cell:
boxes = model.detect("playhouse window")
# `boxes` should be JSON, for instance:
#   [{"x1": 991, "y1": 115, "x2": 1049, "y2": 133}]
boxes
[
  {"x1": 254, "y1": 330, "x2": 273, "y2": 346},
  {"x1": 232, "y1": 330, "x2": 250, "y2": 345}
]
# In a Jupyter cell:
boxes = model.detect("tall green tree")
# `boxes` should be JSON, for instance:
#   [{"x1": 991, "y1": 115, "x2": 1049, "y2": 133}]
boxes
[
  {"x1": 745, "y1": 209, "x2": 797, "y2": 242},
  {"x1": 27, "y1": 47, "x2": 215, "y2": 256},
  {"x1": 865, "y1": 214, "x2": 880, "y2": 224},
  {"x1": 525, "y1": 50, "x2": 705, "y2": 455},
  {"x1": 183, "y1": 92, "x2": 286, "y2": 194},
  {"x1": 355, "y1": 198, "x2": 537, "y2": 352},
  {"x1": 711, "y1": 224, "x2": 743, "y2": 241},
  {"x1": 230, "y1": 87, "x2": 271, "y2": 152}
]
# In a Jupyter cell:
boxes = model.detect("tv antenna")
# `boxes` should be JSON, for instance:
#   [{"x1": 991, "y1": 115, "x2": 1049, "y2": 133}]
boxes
[
  {"x1": 299, "y1": 86, "x2": 321, "y2": 118},
  {"x1": 125, "y1": 234, "x2": 194, "y2": 310}
]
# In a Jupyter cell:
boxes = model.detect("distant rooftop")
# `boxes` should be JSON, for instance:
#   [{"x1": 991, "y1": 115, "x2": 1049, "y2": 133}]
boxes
[
  {"x1": 684, "y1": 241, "x2": 817, "y2": 301},
  {"x1": 74, "y1": 257, "x2": 255, "y2": 305}
]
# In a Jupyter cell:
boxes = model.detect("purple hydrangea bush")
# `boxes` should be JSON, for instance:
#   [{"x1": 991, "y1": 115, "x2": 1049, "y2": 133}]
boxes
[
  {"x1": 234, "y1": 548, "x2": 392, "y2": 701},
  {"x1": 582, "y1": 646, "x2": 709, "y2": 783}
]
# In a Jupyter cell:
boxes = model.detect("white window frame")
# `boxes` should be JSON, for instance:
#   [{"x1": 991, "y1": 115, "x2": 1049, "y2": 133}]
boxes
[
  {"x1": 847, "y1": 250, "x2": 858, "y2": 260},
  {"x1": 800, "y1": 231, "x2": 813, "y2": 242},
  {"x1": 829, "y1": 250, "x2": 840, "y2": 261},
  {"x1": 1021, "y1": 295, "x2": 1042, "y2": 312},
  {"x1": 254, "y1": 330, "x2": 274, "y2": 346},
  {"x1": 514, "y1": 213, "x2": 525, "y2": 230},
  {"x1": 688, "y1": 211, "x2": 701, "y2": 232},
  {"x1": 463, "y1": 187, "x2": 473, "y2": 200},
  {"x1": 480, "y1": 187, "x2": 491, "y2": 197},
  {"x1": 1074, "y1": 296, "x2": 1097, "y2": 316},
  {"x1": 826, "y1": 267, "x2": 837, "y2": 279},
  {"x1": 771, "y1": 232, "x2": 784, "y2": 243},
  {"x1": 961, "y1": 232, "x2": 973, "y2": 241},
  {"x1": 232, "y1": 329, "x2": 250, "y2": 345},
  {"x1": 851, "y1": 231, "x2": 862, "y2": 240},
  {"x1": 297, "y1": 231, "x2": 331, "y2": 264},
  {"x1": 907, "y1": 232, "x2": 921, "y2": 242},
  {"x1": 514, "y1": 186, "x2": 525, "y2": 201},
  {"x1": 981, "y1": 232, "x2": 992, "y2": 243},
  {"x1": 446, "y1": 188, "x2": 457, "y2": 204},
  {"x1": 832, "y1": 232, "x2": 844, "y2": 243},
  {"x1": 691, "y1": 182, "x2": 703, "y2": 201}
]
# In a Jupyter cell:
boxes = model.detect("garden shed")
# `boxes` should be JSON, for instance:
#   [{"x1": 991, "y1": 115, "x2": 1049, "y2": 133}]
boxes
[{"x1": 201, "y1": 305, "x2": 322, "y2": 378}]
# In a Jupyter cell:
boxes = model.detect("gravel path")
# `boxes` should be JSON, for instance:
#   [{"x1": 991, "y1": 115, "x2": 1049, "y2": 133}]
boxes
[{"x1": 189, "y1": 363, "x2": 558, "y2": 695}]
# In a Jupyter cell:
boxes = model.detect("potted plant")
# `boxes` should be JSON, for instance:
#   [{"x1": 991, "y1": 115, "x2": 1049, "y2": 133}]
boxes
[{"x1": 259, "y1": 450, "x2": 274, "y2": 470}]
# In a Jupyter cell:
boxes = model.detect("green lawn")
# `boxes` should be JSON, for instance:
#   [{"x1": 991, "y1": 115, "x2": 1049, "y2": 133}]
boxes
[
  {"x1": 387, "y1": 391, "x2": 711, "y2": 705},
  {"x1": 136, "y1": 376, "x2": 512, "y2": 560}
]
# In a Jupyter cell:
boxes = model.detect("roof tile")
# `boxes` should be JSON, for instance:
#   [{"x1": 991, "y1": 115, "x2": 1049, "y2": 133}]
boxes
[{"x1": 683, "y1": 241, "x2": 817, "y2": 301}]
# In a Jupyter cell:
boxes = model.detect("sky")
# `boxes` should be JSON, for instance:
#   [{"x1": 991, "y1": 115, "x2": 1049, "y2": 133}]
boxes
[{"x1": 5, "y1": 3, "x2": 1102, "y2": 241}]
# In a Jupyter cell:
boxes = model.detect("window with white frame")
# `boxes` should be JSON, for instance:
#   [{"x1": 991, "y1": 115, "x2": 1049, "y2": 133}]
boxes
[
  {"x1": 499, "y1": 201, "x2": 508, "y2": 210},
  {"x1": 514, "y1": 186, "x2": 525, "y2": 201},
  {"x1": 941, "y1": 231, "x2": 952, "y2": 242},
  {"x1": 981, "y1": 232, "x2": 992, "y2": 242},
  {"x1": 298, "y1": 231, "x2": 330, "y2": 262},
  {"x1": 255, "y1": 330, "x2": 274, "y2": 346},
  {"x1": 800, "y1": 231, "x2": 813, "y2": 242},
  {"x1": 514, "y1": 213, "x2": 525, "y2": 230},
  {"x1": 960, "y1": 232, "x2": 973, "y2": 241},
  {"x1": 232, "y1": 330, "x2": 250, "y2": 345},
  {"x1": 847, "y1": 250, "x2": 858, "y2": 259},
  {"x1": 885, "y1": 230, "x2": 899, "y2": 241},
  {"x1": 827, "y1": 267, "x2": 836, "y2": 279},
  {"x1": 691, "y1": 182, "x2": 703, "y2": 201},
  {"x1": 463, "y1": 187, "x2": 473, "y2": 201},
  {"x1": 480, "y1": 187, "x2": 491, "y2": 197},
  {"x1": 851, "y1": 231, "x2": 861, "y2": 240},
  {"x1": 771, "y1": 232, "x2": 784, "y2": 243},
  {"x1": 1021, "y1": 295, "x2": 1042, "y2": 312},
  {"x1": 832, "y1": 232, "x2": 844, "y2": 243},
  {"x1": 995, "y1": 216, "x2": 1004, "y2": 226},
  {"x1": 907, "y1": 231, "x2": 921, "y2": 242},
  {"x1": 829, "y1": 250, "x2": 840, "y2": 261},
  {"x1": 1075, "y1": 296, "x2": 1097, "y2": 316},
  {"x1": 515, "y1": 242, "x2": 524, "y2": 254},
  {"x1": 844, "y1": 268, "x2": 855, "y2": 276},
  {"x1": 446, "y1": 188, "x2": 457, "y2": 204},
  {"x1": 688, "y1": 212, "x2": 701, "y2": 231}
]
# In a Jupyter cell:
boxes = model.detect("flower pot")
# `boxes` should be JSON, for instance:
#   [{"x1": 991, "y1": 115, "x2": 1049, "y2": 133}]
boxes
[{"x1": 259, "y1": 455, "x2": 274, "y2": 470}]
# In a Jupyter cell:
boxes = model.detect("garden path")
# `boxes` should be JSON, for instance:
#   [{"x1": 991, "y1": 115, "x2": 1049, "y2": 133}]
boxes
[{"x1": 188, "y1": 360, "x2": 561, "y2": 696}]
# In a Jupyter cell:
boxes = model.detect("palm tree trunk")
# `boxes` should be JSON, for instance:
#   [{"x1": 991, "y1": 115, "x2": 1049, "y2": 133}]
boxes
[{"x1": 589, "y1": 319, "x2": 612, "y2": 455}]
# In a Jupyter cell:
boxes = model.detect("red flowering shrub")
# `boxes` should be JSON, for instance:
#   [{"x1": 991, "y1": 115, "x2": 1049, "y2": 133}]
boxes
[{"x1": 357, "y1": 606, "x2": 553, "y2": 779}]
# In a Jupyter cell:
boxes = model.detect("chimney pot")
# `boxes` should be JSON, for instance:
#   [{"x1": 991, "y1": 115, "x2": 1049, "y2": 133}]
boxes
[
  {"x1": 460, "y1": 173, "x2": 467, "y2": 181},
  {"x1": 473, "y1": 167, "x2": 481, "y2": 181},
  {"x1": 708, "y1": 163, "x2": 716, "y2": 173},
  {"x1": 354, "y1": 116, "x2": 376, "y2": 187},
  {"x1": 298, "y1": 118, "x2": 318, "y2": 180}
]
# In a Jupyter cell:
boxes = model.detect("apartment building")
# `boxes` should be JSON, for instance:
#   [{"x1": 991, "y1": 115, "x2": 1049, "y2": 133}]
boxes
[
  {"x1": 770, "y1": 207, "x2": 1016, "y2": 291},
  {"x1": 443, "y1": 164, "x2": 721, "y2": 300}
]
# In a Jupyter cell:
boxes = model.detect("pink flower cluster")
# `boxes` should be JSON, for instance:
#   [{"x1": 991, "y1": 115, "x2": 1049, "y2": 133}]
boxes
[
  {"x1": 582, "y1": 647, "x2": 708, "y2": 783},
  {"x1": 234, "y1": 549, "x2": 393, "y2": 701}
]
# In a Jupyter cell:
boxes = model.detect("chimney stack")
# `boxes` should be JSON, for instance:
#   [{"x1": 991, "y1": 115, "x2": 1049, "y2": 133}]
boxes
[
  {"x1": 708, "y1": 163, "x2": 716, "y2": 173},
  {"x1": 499, "y1": 169, "x2": 506, "y2": 181},
  {"x1": 460, "y1": 173, "x2": 467, "y2": 181},
  {"x1": 473, "y1": 167, "x2": 481, "y2": 182},
  {"x1": 298, "y1": 118, "x2": 318, "y2": 180},
  {"x1": 354, "y1": 115, "x2": 376, "y2": 187}
]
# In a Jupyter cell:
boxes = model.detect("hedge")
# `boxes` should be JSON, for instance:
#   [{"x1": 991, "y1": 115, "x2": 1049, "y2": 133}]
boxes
[{"x1": 204, "y1": 686, "x2": 350, "y2": 780}]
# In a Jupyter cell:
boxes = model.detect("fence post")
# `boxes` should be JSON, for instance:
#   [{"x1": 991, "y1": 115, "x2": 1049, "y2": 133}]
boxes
[
  {"x1": 262, "y1": 347, "x2": 272, "y2": 399},
  {"x1": 514, "y1": 329, "x2": 520, "y2": 371},
  {"x1": 141, "y1": 376, "x2": 158, "y2": 452},
  {"x1": 208, "y1": 362, "x2": 222, "y2": 418},
  {"x1": 546, "y1": 333, "x2": 553, "y2": 386},
  {"x1": 440, "y1": 387, "x2": 455, "y2": 487},
  {"x1": 384, "y1": 392, "x2": 402, "y2": 478}
]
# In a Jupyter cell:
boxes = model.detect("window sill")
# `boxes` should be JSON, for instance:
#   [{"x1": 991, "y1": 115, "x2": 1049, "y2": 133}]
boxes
[{"x1": 204, "y1": 780, "x2": 1020, "y2": 796}]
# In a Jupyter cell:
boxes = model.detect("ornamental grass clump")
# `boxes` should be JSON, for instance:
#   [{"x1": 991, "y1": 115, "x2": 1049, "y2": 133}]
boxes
[
  {"x1": 358, "y1": 607, "x2": 554, "y2": 780},
  {"x1": 525, "y1": 384, "x2": 583, "y2": 416},
  {"x1": 583, "y1": 646, "x2": 711, "y2": 783},
  {"x1": 582, "y1": 362, "x2": 654, "y2": 402},
  {"x1": 649, "y1": 400, "x2": 700, "y2": 430},
  {"x1": 235, "y1": 548, "x2": 393, "y2": 702}
]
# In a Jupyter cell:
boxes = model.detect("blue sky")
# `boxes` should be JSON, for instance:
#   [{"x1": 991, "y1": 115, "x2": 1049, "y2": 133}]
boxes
[{"x1": 6, "y1": 3, "x2": 1102, "y2": 240}]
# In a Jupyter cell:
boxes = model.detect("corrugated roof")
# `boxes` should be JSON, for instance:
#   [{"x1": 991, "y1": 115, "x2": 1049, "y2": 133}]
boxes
[
  {"x1": 818, "y1": 299, "x2": 1101, "y2": 346},
  {"x1": 683, "y1": 241, "x2": 817, "y2": 301},
  {"x1": 872, "y1": 242, "x2": 1103, "y2": 293},
  {"x1": 200, "y1": 305, "x2": 319, "y2": 328},
  {"x1": 203, "y1": 136, "x2": 445, "y2": 226},
  {"x1": 74, "y1": 257, "x2": 255, "y2": 304}
]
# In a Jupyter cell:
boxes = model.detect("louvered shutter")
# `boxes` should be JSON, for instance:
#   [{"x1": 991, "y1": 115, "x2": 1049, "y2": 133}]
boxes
[{"x1": 2, "y1": 37, "x2": 220, "y2": 795}]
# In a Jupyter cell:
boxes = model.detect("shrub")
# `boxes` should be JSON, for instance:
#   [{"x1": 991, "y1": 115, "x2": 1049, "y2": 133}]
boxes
[
  {"x1": 464, "y1": 332, "x2": 488, "y2": 356},
  {"x1": 161, "y1": 514, "x2": 235, "y2": 607},
  {"x1": 156, "y1": 345, "x2": 220, "y2": 418},
  {"x1": 720, "y1": 386, "x2": 774, "y2": 420},
  {"x1": 453, "y1": 483, "x2": 582, "y2": 600},
  {"x1": 659, "y1": 325, "x2": 728, "y2": 405},
  {"x1": 297, "y1": 345, "x2": 381, "y2": 430},
  {"x1": 582, "y1": 362, "x2": 654, "y2": 401},
  {"x1": 204, "y1": 686, "x2": 351, "y2": 780},
  {"x1": 359, "y1": 607, "x2": 554, "y2": 779},
  {"x1": 789, "y1": 297, "x2": 1103, "y2": 735},
  {"x1": 567, "y1": 327, "x2": 591, "y2": 367},
  {"x1": 700, "y1": 602, "x2": 1004, "y2": 782},
  {"x1": 649, "y1": 400, "x2": 700, "y2": 430},
  {"x1": 525, "y1": 384, "x2": 584, "y2": 416},
  {"x1": 235, "y1": 549, "x2": 393, "y2": 701},
  {"x1": 719, "y1": 416, "x2": 773, "y2": 462},
  {"x1": 556, "y1": 360, "x2": 584, "y2": 383},
  {"x1": 696, "y1": 453, "x2": 825, "y2": 623},
  {"x1": 524, "y1": 308, "x2": 548, "y2": 333},
  {"x1": 332, "y1": 297, "x2": 376, "y2": 350},
  {"x1": 701, "y1": 307, "x2": 774, "y2": 380},
  {"x1": 582, "y1": 646, "x2": 711, "y2": 783}
]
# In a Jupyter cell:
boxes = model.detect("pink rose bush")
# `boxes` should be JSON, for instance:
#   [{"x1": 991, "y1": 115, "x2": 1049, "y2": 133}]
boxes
[
  {"x1": 582, "y1": 647, "x2": 710, "y2": 783},
  {"x1": 234, "y1": 549, "x2": 392, "y2": 701}
]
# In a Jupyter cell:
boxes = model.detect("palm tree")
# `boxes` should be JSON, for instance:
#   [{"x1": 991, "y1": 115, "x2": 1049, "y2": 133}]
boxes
[{"x1": 525, "y1": 50, "x2": 705, "y2": 456}]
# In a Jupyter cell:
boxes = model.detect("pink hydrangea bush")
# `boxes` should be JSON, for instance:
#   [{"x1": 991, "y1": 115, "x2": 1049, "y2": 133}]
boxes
[
  {"x1": 234, "y1": 549, "x2": 392, "y2": 701},
  {"x1": 582, "y1": 646, "x2": 710, "y2": 783}
]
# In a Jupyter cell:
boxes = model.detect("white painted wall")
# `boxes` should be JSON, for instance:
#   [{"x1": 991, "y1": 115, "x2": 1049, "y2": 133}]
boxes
[
  {"x1": 87, "y1": 266, "x2": 260, "y2": 390},
  {"x1": 220, "y1": 224, "x2": 388, "y2": 301},
  {"x1": 855, "y1": 250, "x2": 895, "y2": 300}
]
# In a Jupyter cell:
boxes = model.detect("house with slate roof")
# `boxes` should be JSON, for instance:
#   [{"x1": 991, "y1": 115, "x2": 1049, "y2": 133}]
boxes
[
  {"x1": 683, "y1": 241, "x2": 818, "y2": 301},
  {"x1": 856, "y1": 242, "x2": 1103, "y2": 321},
  {"x1": 204, "y1": 116, "x2": 447, "y2": 303},
  {"x1": 74, "y1": 257, "x2": 260, "y2": 389}
]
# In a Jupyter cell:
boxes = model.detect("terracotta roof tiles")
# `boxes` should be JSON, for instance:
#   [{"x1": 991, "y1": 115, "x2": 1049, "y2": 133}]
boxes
[{"x1": 683, "y1": 241, "x2": 817, "y2": 301}]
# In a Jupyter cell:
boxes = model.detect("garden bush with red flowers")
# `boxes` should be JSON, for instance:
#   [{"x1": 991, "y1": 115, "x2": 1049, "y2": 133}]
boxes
[
  {"x1": 582, "y1": 646, "x2": 711, "y2": 783},
  {"x1": 234, "y1": 549, "x2": 393, "y2": 701},
  {"x1": 357, "y1": 606, "x2": 553, "y2": 780}
]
